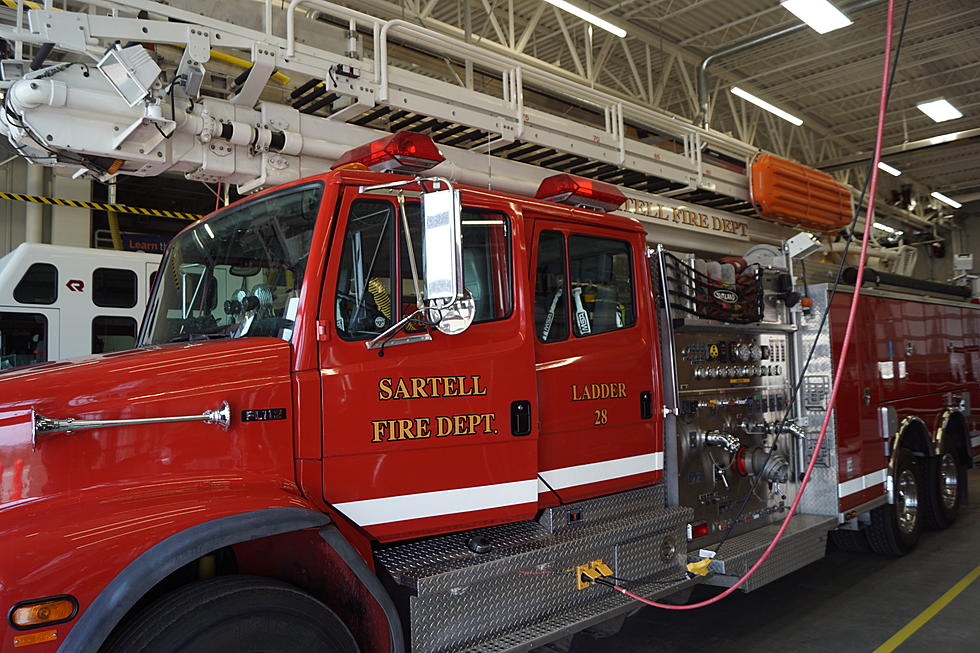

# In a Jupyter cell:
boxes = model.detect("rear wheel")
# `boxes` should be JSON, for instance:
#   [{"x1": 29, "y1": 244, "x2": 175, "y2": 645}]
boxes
[
  {"x1": 102, "y1": 575, "x2": 358, "y2": 653},
  {"x1": 867, "y1": 447, "x2": 922, "y2": 556},
  {"x1": 923, "y1": 433, "x2": 968, "y2": 529}
]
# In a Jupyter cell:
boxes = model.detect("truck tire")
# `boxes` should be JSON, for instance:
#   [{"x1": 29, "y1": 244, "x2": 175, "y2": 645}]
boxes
[
  {"x1": 828, "y1": 528, "x2": 870, "y2": 553},
  {"x1": 922, "y1": 433, "x2": 968, "y2": 530},
  {"x1": 866, "y1": 448, "x2": 922, "y2": 556},
  {"x1": 102, "y1": 575, "x2": 359, "y2": 653}
]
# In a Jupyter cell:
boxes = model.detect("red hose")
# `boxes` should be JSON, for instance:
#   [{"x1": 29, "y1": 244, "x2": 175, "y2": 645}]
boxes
[{"x1": 618, "y1": 0, "x2": 897, "y2": 610}]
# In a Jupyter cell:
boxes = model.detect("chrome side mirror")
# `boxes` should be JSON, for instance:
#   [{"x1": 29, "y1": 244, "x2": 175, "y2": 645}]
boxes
[
  {"x1": 421, "y1": 186, "x2": 471, "y2": 334},
  {"x1": 432, "y1": 288, "x2": 476, "y2": 335}
]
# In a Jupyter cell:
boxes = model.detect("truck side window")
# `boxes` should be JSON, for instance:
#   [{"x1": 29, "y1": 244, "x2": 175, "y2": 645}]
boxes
[
  {"x1": 461, "y1": 210, "x2": 512, "y2": 323},
  {"x1": 93, "y1": 268, "x2": 138, "y2": 308},
  {"x1": 13, "y1": 263, "x2": 57, "y2": 305},
  {"x1": 336, "y1": 199, "x2": 397, "y2": 340},
  {"x1": 535, "y1": 231, "x2": 568, "y2": 342},
  {"x1": 92, "y1": 316, "x2": 138, "y2": 353},
  {"x1": 399, "y1": 209, "x2": 513, "y2": 325},
  {"x1": 336, "y1": 200, "x2": 513, "y2": 340},
  {"x1": 0, "y1": 312, "x2": 47, "y2": 369},
  {"x1": 568, "y1": 235, "x2": 635, "y2": 337}
]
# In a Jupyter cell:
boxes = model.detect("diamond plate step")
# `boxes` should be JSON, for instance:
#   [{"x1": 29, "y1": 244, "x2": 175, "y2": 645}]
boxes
[
  {"x1": 375, "y1": 484, "x2": 693, "y2": 653},
  {"x1": 701, "y1": 513, "x2": 836, "y2": 592},
  {"x1": 448, "y1": 576, "x2": 700, "y2": 653}
]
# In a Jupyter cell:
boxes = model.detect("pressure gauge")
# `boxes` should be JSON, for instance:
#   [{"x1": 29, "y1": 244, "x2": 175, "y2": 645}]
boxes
[
  {"x1": 735, "y1": 343, "x2": 752, "y2": 362},
  {"x1": 751, "y1": 344, "x2": 763, "y2": 361}
]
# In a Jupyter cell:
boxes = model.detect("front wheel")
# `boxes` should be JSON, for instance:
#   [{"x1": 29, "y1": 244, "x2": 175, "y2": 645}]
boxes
[
  {"x1": 102, "y1": 575, "x2": 359, "y2": 653},
  {"x1": 867, "y1": 447, "x2": 922, "y2": 556},
  {"x1": 923, "y1": 433, "x2": 968, "y2": 529}
]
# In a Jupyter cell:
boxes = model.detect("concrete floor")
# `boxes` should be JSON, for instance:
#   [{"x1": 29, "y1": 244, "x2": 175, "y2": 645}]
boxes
[{"x1": 572, "y1": 467, "x2": 980, "y2": 653}]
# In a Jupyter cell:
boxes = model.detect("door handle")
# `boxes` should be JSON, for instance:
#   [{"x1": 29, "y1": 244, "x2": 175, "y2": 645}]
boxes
[
  {"x1": 640, "y1": 391, "x2": 653, "y2": 419},
  {"x1": 510, "y1": 400, "x2": 532, "y2": 436}
]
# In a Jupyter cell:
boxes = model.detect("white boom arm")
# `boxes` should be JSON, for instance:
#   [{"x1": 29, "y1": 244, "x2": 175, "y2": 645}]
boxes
[{"x1": 0, "y1": 0, "x2": 759, "y2": 198}]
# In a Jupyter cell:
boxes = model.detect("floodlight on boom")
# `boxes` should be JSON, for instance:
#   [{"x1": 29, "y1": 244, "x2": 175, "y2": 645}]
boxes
[{"x1": 97, "y1": 45, "x2": 162, "y2": 107}]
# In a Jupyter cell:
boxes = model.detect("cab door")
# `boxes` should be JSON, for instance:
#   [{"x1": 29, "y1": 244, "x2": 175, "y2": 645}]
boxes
[
  {"x1": 531, "y1": 218, "x2": 662, "y2": 505},
  {"x1": 319, "y1": 189, "x2": 538, "y2": 541}
]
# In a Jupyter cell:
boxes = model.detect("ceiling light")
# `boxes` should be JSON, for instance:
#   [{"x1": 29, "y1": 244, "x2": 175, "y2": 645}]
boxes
[
  {"x1": 873, "y1": 222, "x2": 897, "y2": 234},
  {"x1": 730, "y1": 87, "x2": 803, "y2": 126},
  {"x1": 543, "y1": 0, "x2": 627, "y2": 38},
  {"x1": 781, "y1": 0, "x2": 852, "y2": 34},
  {"x1": 877, "y1": 161, "x2": 902, "y2": 176},
  {"x1": 916, "y1": 99, "x2": 963, "y2": 123},
  {"x1": 927, "y1": 131, "x2": 960, "y2": 145},
  {"x1": 931, "y1": 191, "x2": 962, "y2": 209}
]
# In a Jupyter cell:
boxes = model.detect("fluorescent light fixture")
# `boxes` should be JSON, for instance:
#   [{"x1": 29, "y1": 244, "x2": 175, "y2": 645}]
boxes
[
  {"x1": 916, "y1": 98, "x2": 963, "y2": 123},
  {"x1": 730, "y1": 87, "x2": 803, "y2": 126},
  {"x1": 543, "y1": 0, "x2": 627, "y2": 38},
  {"x1": 781, "y1": 0, "x2": 852, "y2": 34},
  {"x1": 927, "y1": 131, "x2": 960, "y2": 145},
  {"x1": 873, "y1": 222, "x2": 897, "y2": 234},
  {"x1": 931, "y1": 191, "x2": 962, "y2": 209},
  {"x1": 877, "y1": 161, "x2": 902, "y2": 177}
]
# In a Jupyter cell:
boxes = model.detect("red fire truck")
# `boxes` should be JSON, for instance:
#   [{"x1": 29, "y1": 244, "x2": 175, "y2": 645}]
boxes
[{"x1": 0, "y1": 131, "x2": 976, "y2": 653}]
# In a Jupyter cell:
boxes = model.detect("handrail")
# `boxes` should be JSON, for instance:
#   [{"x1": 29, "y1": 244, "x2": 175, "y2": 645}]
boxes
[
  {"x1": 31, "y1": 401, "x2": 232, "y2": 449},
  {"x1": 285, "y1": 0, "x2": 382, "y2": 59}
]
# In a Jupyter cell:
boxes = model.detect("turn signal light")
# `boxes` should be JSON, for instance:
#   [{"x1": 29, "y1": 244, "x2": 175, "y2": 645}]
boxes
[
  {"x1": 331, "y1": 131, "x2": 446, "y2": 174},
  {"x1": 535, "y1": 173, "x2": 627, "y2": 212},
  {"x1": 9, "y1": 596, "x2": 77, "y2": 629}
]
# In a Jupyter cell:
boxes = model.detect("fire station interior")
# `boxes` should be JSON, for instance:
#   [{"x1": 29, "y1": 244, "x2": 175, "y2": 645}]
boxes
[{"x1": 0, "y1": 1, "x2": 978, "y2": 653}]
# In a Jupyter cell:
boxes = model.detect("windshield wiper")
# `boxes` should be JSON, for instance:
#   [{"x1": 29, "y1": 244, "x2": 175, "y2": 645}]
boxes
[{"x1": 169, "y1": 332, "x2": 232, "y2": 343}]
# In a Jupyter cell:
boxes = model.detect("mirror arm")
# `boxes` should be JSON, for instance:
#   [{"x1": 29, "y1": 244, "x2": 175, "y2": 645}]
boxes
[
  {"x1": 365, "y1": 307, "x2": 433, "y2": 351},
  {"x1": 397, "y1": 192, "x2": 425, "y2": 308}
]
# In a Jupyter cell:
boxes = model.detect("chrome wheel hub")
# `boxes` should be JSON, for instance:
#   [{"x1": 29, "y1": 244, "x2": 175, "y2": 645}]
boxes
[
  {"x1": 940, "y1": 453, "x2": 959, "y2": 510},
  {"x1": 896, "y1": 468, "x2": 919, "y2": 535}
]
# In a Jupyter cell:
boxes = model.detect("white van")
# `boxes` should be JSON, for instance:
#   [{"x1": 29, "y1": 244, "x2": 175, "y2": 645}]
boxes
[{"x1": 0, "y1": 243, "x2": 161, "y2": 369}]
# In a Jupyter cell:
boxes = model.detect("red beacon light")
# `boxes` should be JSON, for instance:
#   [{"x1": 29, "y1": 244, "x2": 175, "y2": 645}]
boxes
[
  {"x1": 331, "y1": 131, "x2": 446, "y2": 175},
  {"x1": 535, "y1": 173, "x2": 627, "y2": 213}
]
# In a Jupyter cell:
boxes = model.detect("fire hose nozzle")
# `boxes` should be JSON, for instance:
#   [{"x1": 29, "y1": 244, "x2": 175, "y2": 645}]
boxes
[{"x1": 695, "y1": 430, "x2": 741, "y2": 453}]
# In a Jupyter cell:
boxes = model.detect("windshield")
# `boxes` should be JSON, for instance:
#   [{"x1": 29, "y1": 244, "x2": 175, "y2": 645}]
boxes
[{"x1": 140, "y1": 182, "x2": 323, "y2": 345}]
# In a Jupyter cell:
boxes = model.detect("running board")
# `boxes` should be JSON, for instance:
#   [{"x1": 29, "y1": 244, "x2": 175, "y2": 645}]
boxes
[
  {"x1": 701, "y1": 514, "x2": 836, "y2": 592},
  {"x1": 375, "y1": 484, "x2": 692, "y2": 653}
]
